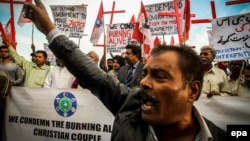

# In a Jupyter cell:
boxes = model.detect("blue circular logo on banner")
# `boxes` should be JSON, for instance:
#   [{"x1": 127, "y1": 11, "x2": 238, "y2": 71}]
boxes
[{"x1": 54, "y1": 92, "x2": 77, "y2": 117}]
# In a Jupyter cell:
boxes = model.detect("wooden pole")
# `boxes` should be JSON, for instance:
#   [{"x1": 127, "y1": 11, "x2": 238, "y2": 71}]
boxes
[
  {"x1": 226, "y1": 0, "x2": 250, "y2": 5},
  {"x1": 31, "y1": 23, "x2": 34, "y2": 44},
  {"x1": 78, "y1": 36, "x2": 81, "y2": 47},
  {"x1": 141, "y1": 36, "x2": 146, "y2": 64}
]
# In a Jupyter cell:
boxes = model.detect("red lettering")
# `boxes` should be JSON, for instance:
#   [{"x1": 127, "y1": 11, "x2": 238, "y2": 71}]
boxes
[{"x1": 68, "y1": 20, "x2": 85, "y2": 27}]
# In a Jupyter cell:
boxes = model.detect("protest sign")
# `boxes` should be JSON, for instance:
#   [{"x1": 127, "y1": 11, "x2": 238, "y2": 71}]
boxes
[
  {"x1": 50, "y1": 5, "x2": 87, "y2": 38},
  {"x1": 106, "y1": 23, "x2": 139, "y2": 53},
  {"x1": 145, "y1": 0, "x2": 185, "y2": 36},
  {"x1": 212, "y1": 13, "x2": 250, "y2": 61},
  {"x1": 4, "y1": 87, "x2": 114, "y2": 141},
  {"x1": 44, "y1": 43, "x2": 57, "y2": 66}
]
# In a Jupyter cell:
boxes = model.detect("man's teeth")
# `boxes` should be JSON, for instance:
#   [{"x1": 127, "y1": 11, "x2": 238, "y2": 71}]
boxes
[
  {"x1": 142, "y1": 104, "x2": 153, "y2": 109},
  {"x1": 142, "y1": 101, "x2": 155, "y2": 109}
]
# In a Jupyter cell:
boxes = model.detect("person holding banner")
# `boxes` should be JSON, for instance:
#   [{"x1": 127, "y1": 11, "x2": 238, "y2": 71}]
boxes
[
  {"x1": 217, "y1": 61, "x2": 230, "y2": 76},
  {"x1": 238, "y1": 64, "x2": 250, "y2": 97},
  {"x1": 0, "y1": 45, "x2": 24, "y2": 86},
  {"x1": 199, "y1": 45, "x2": 232, "y2": 98},
  {"x1": 228, "y1": 60, "x2": 245, "y2": 95},
  {"x1": 23, "y1": 0, "x2": 226, "y2": 141},
  {"x1": 43, "y1": 59, "x2": 75, "y2": 88}
]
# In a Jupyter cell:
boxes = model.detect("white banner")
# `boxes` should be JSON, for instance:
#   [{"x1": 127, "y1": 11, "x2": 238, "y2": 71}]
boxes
[
  {"x1": 145, "y1": 0, "x2": 185, "y2": 36},
  {"x1": 4, "y1": 87, "x2": 114, "y2": 141},
  {"x1": 195, "y1": 95, "x2": 250, "y2": 131},
  {"x1": 3, "y1": 87, "x2": 250, "y2": 140},
  {"x1": 50, "y1": 5, "x2": 87, "y2": 38},
  {"x1": 212, "y1": 13, "x2": 250, "y2": 61}
]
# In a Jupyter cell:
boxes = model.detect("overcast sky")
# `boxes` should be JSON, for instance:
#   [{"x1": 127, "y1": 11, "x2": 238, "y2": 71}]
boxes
[{"x1": 0, "y1": 0, "x2": 249, "y2": 60}]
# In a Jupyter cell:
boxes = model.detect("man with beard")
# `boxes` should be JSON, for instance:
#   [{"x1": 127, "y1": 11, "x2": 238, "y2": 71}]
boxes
[
  {"x1": 199, "y1": 45, "x2": 232, "y2": 98},
  {"x1": 0, "y1": 45, "x2": 24, "y2": 86},
  {"x1": 23, "y1": 0, "x2": 226, "y2": 140},
  {"x1": 238, "y1": 64, "x2": 250, "y2": 97},
  {"x1": 118, "y1": 44, "x2": 144, "y2": 88},
  {"x1": 228, "y1": 60, "x2": 245, "y2": 95}
]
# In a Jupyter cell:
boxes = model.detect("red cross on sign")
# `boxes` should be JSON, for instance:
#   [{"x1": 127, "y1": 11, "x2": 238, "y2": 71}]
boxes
[{"x1": 94, "y1": 1, "x2": 125, "y2": 47}]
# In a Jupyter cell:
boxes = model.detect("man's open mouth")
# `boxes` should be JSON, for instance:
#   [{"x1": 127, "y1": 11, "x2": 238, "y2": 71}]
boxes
[{"x1": 140, "y1": 91, "x2": 159, "y2": 110}]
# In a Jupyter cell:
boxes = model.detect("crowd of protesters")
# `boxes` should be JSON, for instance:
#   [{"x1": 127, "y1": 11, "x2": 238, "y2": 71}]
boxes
[{"x1": 1, "y1": 40, "x2": 249, "y2": 97}]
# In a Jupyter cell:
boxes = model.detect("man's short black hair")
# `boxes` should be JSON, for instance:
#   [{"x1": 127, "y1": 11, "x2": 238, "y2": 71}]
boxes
[
  {"x1": 125, "y1": 44, "x2": 141, "y2": 60},
  {"x1": 35, "y1": 50, "x2": 47, "y2": 59},
  {"x1": 151, "y1": 45, "x2": 204, "y2": 100}
]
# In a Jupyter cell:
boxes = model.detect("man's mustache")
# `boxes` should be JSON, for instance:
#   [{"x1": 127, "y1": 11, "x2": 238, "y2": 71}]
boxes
[
  {"x1": 201, "y1": 58, "x2": 208, "y2": 62},
  {"x1": 139, "y1": 89, "x2": 159, "y2": 104}
]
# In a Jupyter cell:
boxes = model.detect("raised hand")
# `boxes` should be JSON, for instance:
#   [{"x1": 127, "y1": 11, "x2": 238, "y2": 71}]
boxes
[
  {"x1": 207, "y1": 90, "x2": 220, "y2": 98},
  {"x1": 31, "y1": 43, "x2": 35, "y2": 53},
  {"x1": 23, "y1": 0, "x2": 55, "y2": 35},
  {"x1": 2, "y1": 38, "x2": 16, "y2": 47}
]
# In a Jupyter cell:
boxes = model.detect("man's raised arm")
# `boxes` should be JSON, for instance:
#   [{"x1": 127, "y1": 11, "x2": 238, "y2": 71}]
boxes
[{"x1": 23, "y1": 0, "x2": 127, "y2": 115}]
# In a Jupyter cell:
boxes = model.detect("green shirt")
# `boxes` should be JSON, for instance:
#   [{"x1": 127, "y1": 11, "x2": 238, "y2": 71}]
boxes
[{"x1": 8, "y1": 46, "x2": 50, "y2": 88}]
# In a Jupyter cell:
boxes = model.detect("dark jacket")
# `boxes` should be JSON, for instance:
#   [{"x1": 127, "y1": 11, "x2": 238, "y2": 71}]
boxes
[
  {"x1": 0, "y1": 70, "x2": 11, "y2": 141},
  {"x1": 49, "y1": 35, "x2": 226, "y2": 141},
  {"x1": 118, "y1": 62, "x2": 144, "y2": 88}
]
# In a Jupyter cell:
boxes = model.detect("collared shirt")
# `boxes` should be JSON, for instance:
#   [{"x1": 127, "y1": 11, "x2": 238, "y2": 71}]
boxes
[
  {"x1": 147, "y1": 107, "x2": 213, "y2": 141},
  {"x1": 228, "y1": 77, "x2": 241, "y2": 95},
  {"x1": 8, "y1": 46, "x2": 50, "y2": 88},
  {"x1": 202, "y1": 66, "x2": 232, "y2": 96},
  {"x1": 131, "y1": 60, "x2": 140, "y2": 75},
  {"x1": 43, "y1": 66, "x2": 75, "y2": 88},
  {"x1": 228, "y1": 77, "x2": 240, "y2": 88},
  {"x1": 238, "y1": 84, "x2": 250, "y2": 97}
]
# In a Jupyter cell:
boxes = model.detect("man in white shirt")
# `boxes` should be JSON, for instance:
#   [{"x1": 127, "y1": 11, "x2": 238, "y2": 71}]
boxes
[
  {"x1": 238, "y1": 64, "x2": 250, "y2": 97},
  {"x1": 199, "y1": 45, "x2": 232, "y2": 97},
  {"x1": 43, "y1": 59, "x2": 75, "y2": 88}
]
